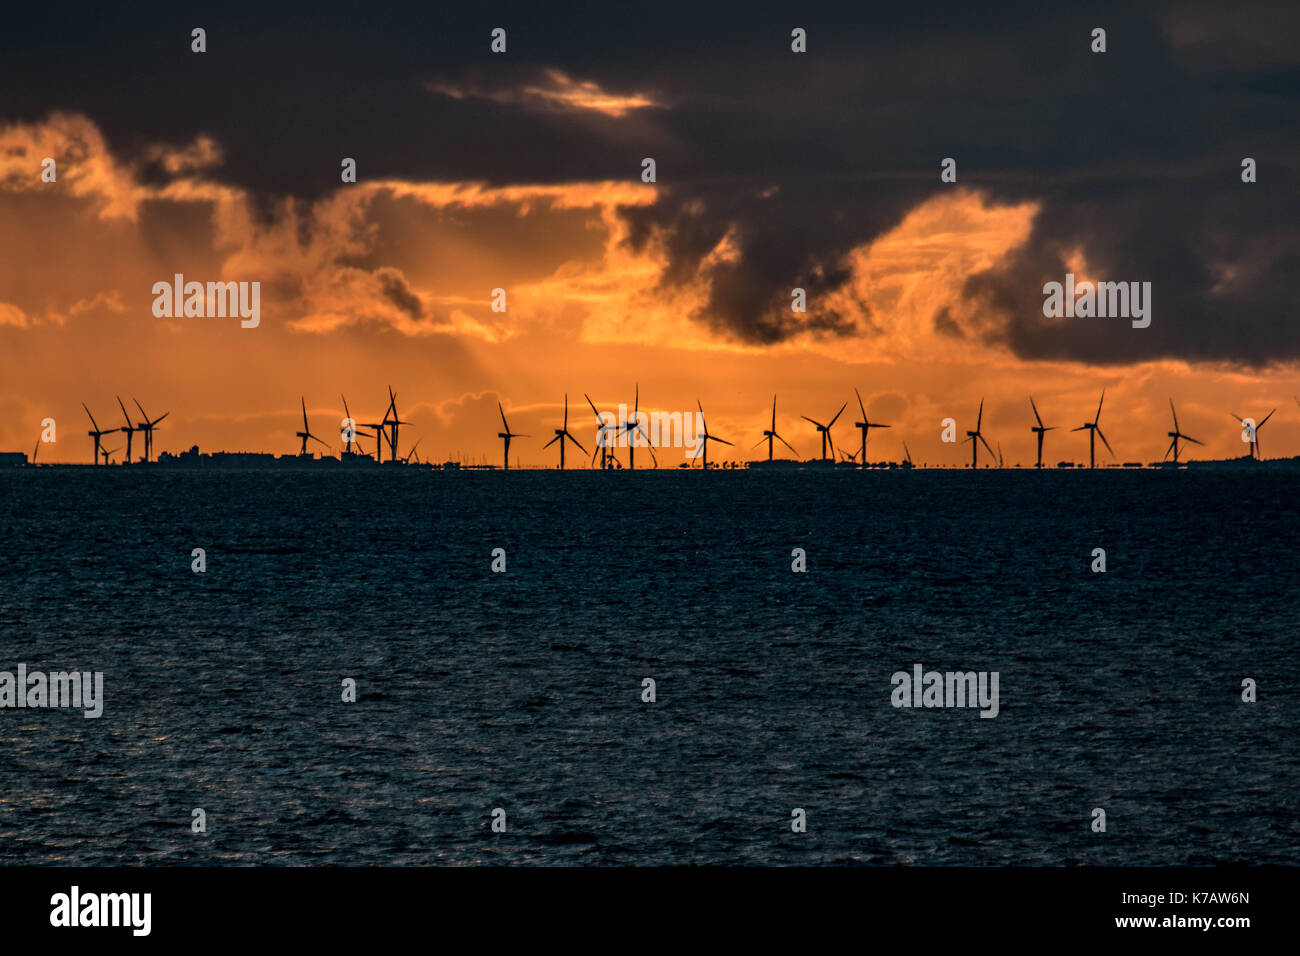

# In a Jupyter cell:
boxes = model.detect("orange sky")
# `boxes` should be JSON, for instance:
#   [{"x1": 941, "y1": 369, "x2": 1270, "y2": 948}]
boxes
[{"x1": 4, "y1": 113, "x2": 1299, "y2": 467}]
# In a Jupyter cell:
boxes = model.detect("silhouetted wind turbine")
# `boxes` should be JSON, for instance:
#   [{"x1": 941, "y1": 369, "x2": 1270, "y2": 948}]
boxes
[
  {"x1": 382, "y1": 387, "x2": 413, "y2": 462},
  {"x1": 1231, "y1": 408, "x2": 1275, "y2": 461},
  {"x1": 695, "y1": 401, "x2": 733, "y2": 470},
  {"x1": 542, "y1": 394, "x2": 588, "y2": 469},
  {"x1": 584, "y1": 393, "x2": 620, "y2": 470},
  {"x1": 618, "y1": 384, "x2": 657, "y2": 469},
  {"x1": 1164, "y1": 399, "x2": 1202, "y2": 464},
  {"x1": 752, "y1": 394, "x2": 798, "y2": 461},
  {"x1": 340, "y1": 395, "x2": 376, "y2": 457},
  {"x1": 132, "y1": 398, "x2": 169, "y2": 462},
  {"x1": 852, "y1": 388, "x2": 890, "y2": 466},
  {"x1": 100, "y1": 445, "x2": 119, "y2": 466},
  {"x1": 401, "y1": 439, "x2": 423, "y2": 464},
  {"x1": 497, "y1": 402, "x2": 527, "y2": 470},
  {"x1": 82, "y1": 403, "x2": 111, "y2": 466},
  {"x1": 1071, "y1": 390, "x2": 1112, "y2": 469},
  {"x1": 295, "y1": 397, "x2": 328, "y2": 456},
  {"x1": 965, "y1": 398, "x2": 995, "y2": 468},
  {"x1": 1028, "y1": 396, "x2": 1057, "y2": 469},
  {"x1": 359, "y1": 408, "x2": 389, "y2": 461},
  {"x1": 116, "y1": 396, "x2": 136, "y2": 464},
  {"x1": 585, "y1": 395, "x2": 618, "y2": 468},
  {"x1": 902, "y1": 442, "x2": 914, "y2": 467},
  {"x1": 802, "y1": 401, "x2": 847, "y2": 461}
]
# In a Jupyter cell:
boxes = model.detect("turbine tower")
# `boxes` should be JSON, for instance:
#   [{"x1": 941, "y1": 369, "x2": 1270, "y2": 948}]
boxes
[
  {"x1": 695, "y1": 401, "x2": 733, "y2": 470},
  {"x1": 852, "y1": 388, "x2": 890, "y2": 467},
  {"x1": 542, "y1": 393, "x2": 588, "y2": 469},
  {"x1": 296, "y1": 397, "x2": 329, "y2": 456},
  {"x1": 497, "y1": 401, "x2": 527, "y2": 470},
  {"x1": 132, "y1": 399, "x2": 169, "y2": 462},
  {"x1": 116, "y1": 396, "x2": 136, "y2": 464},
  {"x1": 1029, "y1": 396, "x2": 1056, "y2": 469},
  {"x1": 1164, "y1": 400, "x2": 1202, "y2": 464},
  {"x1": 753, "y1": 394, "x2": 798, "y2": 461},
  {"x1": 82, "y1": 403, "x2": 111, "y2": 466},
  {"x1": 1231, "y1": 408, "x2": 1275, "y2": 461},
  {"x1": 965, "y1": 398, "x2": 995, "y2": 468},
  {"x1": 1071, "y1": 389, "x2": 1112, "y2": 469},
  {"x1": 801, "y1": 401, "x2": 847, "y2": 461}
]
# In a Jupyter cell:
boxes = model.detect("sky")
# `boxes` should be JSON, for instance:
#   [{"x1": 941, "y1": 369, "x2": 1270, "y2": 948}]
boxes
[{"x1": 2, "y1": 1, "x2": 1299, "y2": 466}]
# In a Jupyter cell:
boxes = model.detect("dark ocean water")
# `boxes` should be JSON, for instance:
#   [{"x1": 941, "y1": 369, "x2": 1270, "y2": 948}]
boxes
[{"x1": 1, "y1": 468, "x2": 1297, "y2": 865}]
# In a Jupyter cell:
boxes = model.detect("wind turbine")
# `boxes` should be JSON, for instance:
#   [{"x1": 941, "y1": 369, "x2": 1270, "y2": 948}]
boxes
[
  {"x1": 752, "y1": 394, "x2": 799, "y2": 461},
  {"x1": 584, "y1": 393, "x2": 620, "y2": 470},
  {"x1": 1028, "y1": 396, "x2": 1057, "y2": 469},
  {"x1": 1071, "y1": 389, "x2": 1112, "y2": 469},
  {"x1": 902, "y1": 442, "x2": 914, "y2": 468},
  {"x1": 132, "y1": 399, "x2": 169, "y2": 462},
  {"x1": 965, "y1": 398, "x2": 995, "y2": 468},
  {"x1": 359, "y1": 405, "x2": 390, "y2": 461},
  {"x1": 618, "y1": 384, "x2": 657, "y2": 469},
  {"x1": 1163, "y1": 400, "x2": 1202, "y2": 464},
  {"x1": 694, "y1": 401, "x2": 733, "y2": 470},
  {"x1": 497, "y1": 401, "x2": 527, "y2": 470},
  {"x1": 1231, "y1": 408, "x2": 1275, "y2": 461},
  {"x1": 382, "y1": 387, "x2": 413, "y2": 462},
  {"x1": 82, "y1": 403, "x2": 111, "y2": 466},
  {"x1": 99, "y1": 445, "x2": 119, "y2": 466},
  {"x1": 116, "y1": 396, "x2": 136, "y2": 464},
  {"x1": 542, "y1": 393, "x2": 588, "y2": 469},
  {"x1": 852, "y1": 388, "x2": 890, "y2": 466},
  {"x1": 801, "y1": 401, "x2": 847, "y2": 461},
  {"x1": 340, "y1": 394, "x2": 376, "y2": 457},
  {"x1": 401, "y1": 439, "x2": 423, "y2": 464},
  {"x1": 295, "y1": 397, "x2": 329, "y2": 456}
]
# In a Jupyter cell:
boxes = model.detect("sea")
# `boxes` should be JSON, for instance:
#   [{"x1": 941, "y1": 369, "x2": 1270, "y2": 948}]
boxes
[{"x1": 1, "y1": 468, "x2": 1297, "y2": 865}]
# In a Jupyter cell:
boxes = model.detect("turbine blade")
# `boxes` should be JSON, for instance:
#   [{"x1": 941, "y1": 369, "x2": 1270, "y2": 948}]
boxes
[
  {"x1": 776, "y1": 434, "x2": 799, "y2": 455},
  {"x1": 1169, "y1": 398, "x2": 1178, "y2": 432},
  {"x1": 1259, "y1": 408, "x2": 1276, "y2": 427},
  {"x1": 1029, "y1": 396, "x2": 1043, "y2": 427},
  {"x1": 980, "y1": 435, "x2": 995, "y2": 458},
  {"x1": 828, "y1": 402, "x2": 847, "y2": 428},
  {"x1": 976, "y1": 397, "x2": 984, "y2": 431},
  {"x1": 543, "y1": 435, "x2": 560, "y2": 449},
  {"x1": 855, "y1": 387, "x2": 866, "y2": 421},
  {"x1": 565, "y1": 432, "x2": 588, "y2": 454},
  {"x1": 1097, "y1": 429, "x2": 1113, "y2": 455},
  {"x1": 1185, "y1": 435, "x2": 1203, "y2": 446},
  {"x1": 714, "y1": 436, "x2": 734, "y2": 447},
  {"x1": 498, "y1": 401, "x2": 508, "y2": 431}
]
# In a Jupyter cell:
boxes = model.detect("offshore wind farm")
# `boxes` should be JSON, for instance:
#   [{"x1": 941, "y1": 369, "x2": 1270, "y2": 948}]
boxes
[{"x1": 11, "y1": 387, "x2": 1300, "y2": 471}]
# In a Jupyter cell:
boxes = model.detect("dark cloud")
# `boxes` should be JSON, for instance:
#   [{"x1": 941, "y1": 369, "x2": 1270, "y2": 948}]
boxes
[{"x1": 374, "y1": 267, "x2": 424, "y2": 319}]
